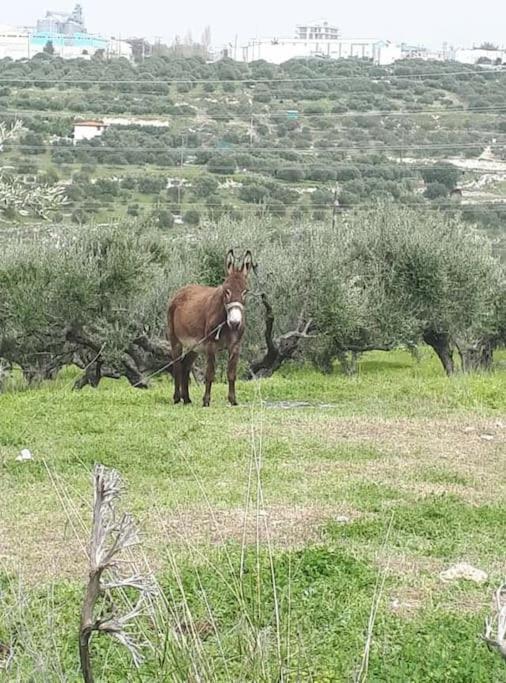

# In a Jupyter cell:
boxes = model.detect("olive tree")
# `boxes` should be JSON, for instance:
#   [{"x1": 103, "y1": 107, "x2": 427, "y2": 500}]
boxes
[{"x1": 0, "y1": 223, "x2": 188, "y2": 387}]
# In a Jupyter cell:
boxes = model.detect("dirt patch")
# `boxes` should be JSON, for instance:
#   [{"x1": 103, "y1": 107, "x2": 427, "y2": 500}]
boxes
[
  {"x1": 0, "y1": 512, "x2": 87, "y2": 582},
  {"x1": 150, "y1": 503, "x2": 357, "y2": 550},
  {"x1": 389, "y1": 587, "x2": 426, "y2": 616},
  {"x1": 276, "y1": 415, "x2": 505, "y2": 458},
  {"x1": 0, "y1": 503, "x2": 355, "y2": 582},
  {"x1": 270, "y1": 416, "x2": 506, "y2": 504}
]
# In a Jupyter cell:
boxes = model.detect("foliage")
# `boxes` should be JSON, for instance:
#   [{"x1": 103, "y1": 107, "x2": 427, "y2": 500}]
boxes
[
  {"x1": 183, "y1": 208, "x2": 200, "y2": 225},
  {"x1": 421, "y1": 163, "x2": 461, "y2": 191},
  {"x1": 0, "y1": 207, "x2": 503, "y2": 383},
  {"x1": 207, "y1": 154, "x2": 236, "y2": 175},
  {"x1": 424, "y1": 181, "x2": 449, "y2": 199},
  {"x1": 0, "y1": 171, "x2": 66, "y2": 220},
  {"x1": 191, "y1": 173, "x2": 219, "y2": 198}
]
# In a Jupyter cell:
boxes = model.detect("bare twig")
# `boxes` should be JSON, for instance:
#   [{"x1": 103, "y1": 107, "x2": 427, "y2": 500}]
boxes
[
  {"x1": 483, "y1": 584, "x2": 506, "y2": 660},
  {"x1": 79, "y1": 465, "x2": 154, "y2": 683},
  {"x1": 355, "y1": 513, "x2": 395, "y2": 683}
]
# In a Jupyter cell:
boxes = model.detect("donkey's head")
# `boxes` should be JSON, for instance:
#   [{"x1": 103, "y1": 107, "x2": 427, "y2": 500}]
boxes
[{"x1": 222, "y1": 249, "x2": 253, "y2": 329}]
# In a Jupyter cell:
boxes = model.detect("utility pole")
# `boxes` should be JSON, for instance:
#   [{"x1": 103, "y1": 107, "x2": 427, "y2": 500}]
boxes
[
  {"x1": 332, "y1": 182, "x2": 340, "y2": 230},
  {"x1": 178, "y1": 134, "x2": 186, "y2": 210}
]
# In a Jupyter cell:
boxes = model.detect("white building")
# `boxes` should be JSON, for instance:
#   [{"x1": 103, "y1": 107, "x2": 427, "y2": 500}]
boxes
[
  {"x1": 295, "y1": 21, "x2": 340, "y2": 41},
  {"x1": 0, "y1": 23, "x2": 132, "y2": 61},
  {"x1": 453, "y1": 47, "x2": 506, "y2": 65},
  {"x1": 241, "y1": 36, "x2": 401, "y2": 65},
  {"x1": 73, "y1": 120, "x2": 107, "y2": 143},
  {"x1": 0, "y1": 25, "x2": 32, "y2": 60}
]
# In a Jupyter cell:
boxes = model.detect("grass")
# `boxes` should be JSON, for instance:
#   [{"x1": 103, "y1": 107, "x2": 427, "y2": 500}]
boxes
[{"x1": 0, "y1": 350, "x2": 505, "y2": 680}]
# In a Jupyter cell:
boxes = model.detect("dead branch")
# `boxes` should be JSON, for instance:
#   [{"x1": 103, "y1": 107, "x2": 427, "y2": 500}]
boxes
[
  {"x1": 483, "y1": 584, "x2": 506, "y2": 661},
  {"x1": 69, "y1": 328, "x2": 175, "y2": 390},
  {"x1": 79, "y1": 465, "x2": 154, "y2": 683},
  {"x1": 248, "y1": 293, "x2": 316, "y2": 379}
]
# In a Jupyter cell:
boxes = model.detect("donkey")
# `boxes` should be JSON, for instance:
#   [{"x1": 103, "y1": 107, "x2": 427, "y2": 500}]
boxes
[{"x1": 168, "y1": 250, "x2": 253, "y2": 407}]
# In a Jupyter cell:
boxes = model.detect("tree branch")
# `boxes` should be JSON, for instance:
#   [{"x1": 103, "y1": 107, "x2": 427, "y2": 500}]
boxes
[{"x1": 79, "y1": 465, "x2": 154, "y2": 683}]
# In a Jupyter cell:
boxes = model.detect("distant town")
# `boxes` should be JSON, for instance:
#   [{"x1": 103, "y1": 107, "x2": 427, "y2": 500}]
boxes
[{"x1": 0, "y1": 4, "x2": 505, "y2": 66}]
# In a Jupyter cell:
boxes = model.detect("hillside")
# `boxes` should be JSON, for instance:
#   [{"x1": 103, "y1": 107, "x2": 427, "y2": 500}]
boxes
[{"x1": 0, "y1": 55, "x2": 506, "y2": 252}]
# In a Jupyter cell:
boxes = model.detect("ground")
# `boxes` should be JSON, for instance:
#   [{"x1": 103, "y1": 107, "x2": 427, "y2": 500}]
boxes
[{"x1": 0, "y1": 350, "x2": 505, "y2": 681}]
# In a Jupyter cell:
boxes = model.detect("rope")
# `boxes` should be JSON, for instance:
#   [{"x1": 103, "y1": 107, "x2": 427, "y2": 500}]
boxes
[{"x1": 131, "y1": 320, "x2": 226, "y2": 388}]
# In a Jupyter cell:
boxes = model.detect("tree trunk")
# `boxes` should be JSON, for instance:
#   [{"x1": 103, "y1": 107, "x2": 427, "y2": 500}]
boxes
[
  {"x1": 423, "y1": 330, "x2": 455, "y2": 376},
  {"x1": 336, "y1": 350, "x2": 360, "y2": 376},
  {"x1": 248, "y1": 293, "x2": 314, "y2": 379},
  {"x1": 455, "y1": 338, "x2": 495, "y2": 373}
]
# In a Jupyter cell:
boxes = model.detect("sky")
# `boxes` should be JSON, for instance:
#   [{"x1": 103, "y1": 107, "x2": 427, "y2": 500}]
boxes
[{"x1": 2, "y1": 0, "x2": 505, "y2": 50}]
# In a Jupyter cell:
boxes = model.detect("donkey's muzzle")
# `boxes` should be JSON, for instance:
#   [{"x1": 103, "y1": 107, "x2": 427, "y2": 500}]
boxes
[{"x1": 226, "y1": 302, "x2": 244, "y2": 329}]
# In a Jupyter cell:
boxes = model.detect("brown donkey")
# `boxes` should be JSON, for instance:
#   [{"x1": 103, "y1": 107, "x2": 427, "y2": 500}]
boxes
[{"x1": 168, "y1": 250, "x2": 253, "y2": 407}]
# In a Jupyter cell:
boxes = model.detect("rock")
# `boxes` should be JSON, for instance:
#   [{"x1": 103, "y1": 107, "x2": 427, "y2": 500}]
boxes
[
  {"x1": 480, "y1": 434, "x2": 494, "y2": 441},
  {"x1": 439, "y1": 562, "x2": 488, "y2": 584},
  {"x1": 16, "y1": 448, "x2": 33, "y2": 462},
  {"x1": 334, "y1": 515, "x2": 351, "y2": 524}
]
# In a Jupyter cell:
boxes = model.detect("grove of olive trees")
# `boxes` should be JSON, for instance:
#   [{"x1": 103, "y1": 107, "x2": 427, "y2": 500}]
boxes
[{"x1": 0, "y1": 205, "x2": 503, "y2": 390}]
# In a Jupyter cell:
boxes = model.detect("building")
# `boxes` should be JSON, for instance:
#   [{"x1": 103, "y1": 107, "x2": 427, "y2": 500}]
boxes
[
  {"x1": 0, "y1": 25, "x2": 32, "y2": 60},
  {"x1": 73, "y1": 119, "x2": 108, "y2": 143},
  {"x1": 453, "y1": 47, "x2": 506, "y2": 65},
  {"x1": 241, "y1": 35, "x2": 401, "y2": 65},
  {"x1": 0, "y1": 4, "x2": 132, "y2": 60},
  {"x1": 238, "y1": 21, "x2": 401, "y2": 65},
  {"x1": 296, "y1": 21, "x2": 339, "y2": 41},
  {"x1": 37, "y1": 4, "x2": 85, "y2": 35}
]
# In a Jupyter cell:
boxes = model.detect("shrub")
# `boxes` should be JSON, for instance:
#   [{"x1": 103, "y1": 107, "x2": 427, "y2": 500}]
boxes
[
  {"x1": 207, "y1": 154, "x2": 236, "y2": 175},
  {"x1": 71, "y1": 208, "x2": 90, "y2": 224},
  {"x1": 424, "y1": 182, "x2": 449, "y2": 200},
  {"x1": 192, "y1": 173, "x2": 219, "y2": 198},
  {"x1": 152, "y1": 208, "x2": 174, "y2": 229},
  {"x1": 421, "y1": 163, "x2": 461, "y2": 191},
  {"x1": 307, "y1": 166, "x2": 337, "y2": 182},
  {"x1": 276, "y1": 166, "x2": 305, "y2": 182},
  {"x1": 239, "y1": 183, "x2": 270, "y2": 204},
  {"x1": 183, "y1": 209, "x2": 201, "y2": 225}
]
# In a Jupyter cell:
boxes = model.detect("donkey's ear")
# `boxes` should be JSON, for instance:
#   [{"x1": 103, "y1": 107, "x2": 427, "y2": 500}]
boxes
[
  {"x1": 241, "y1": 250, "x2": 253, "y2": 275},
  {"x1": 225, "y1": 249, "x2": 235, "y2": 274}
]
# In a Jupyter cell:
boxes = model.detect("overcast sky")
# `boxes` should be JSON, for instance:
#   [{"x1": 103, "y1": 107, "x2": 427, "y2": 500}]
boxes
[{"x1": 2, "y1": 1, "x2": 505, "y2": 50}]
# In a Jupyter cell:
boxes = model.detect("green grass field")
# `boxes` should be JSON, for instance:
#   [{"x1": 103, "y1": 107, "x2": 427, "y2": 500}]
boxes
[{"x1": 1, "y1": 350, "x2": 506, "y2": 681}]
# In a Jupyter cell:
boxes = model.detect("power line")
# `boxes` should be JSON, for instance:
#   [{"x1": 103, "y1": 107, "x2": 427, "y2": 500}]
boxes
[
  {"x1": 5, "y1": 161, "x2": 505, "y2": 177},
  {"x1": 2, "y1": 105, "x2": 506, "y2": 121},
  {"x1": 0, "y1": 69, "x2": 503, "y2": 85},
  {"x1": 63, "y1": 205, "x2": 506, "y2": 218},
  {"x1": 5, "y1": 157, "x2": 506, "y2": 176},
  {"x1": 6, "y1": 142, "x2": 506, "y2": 153},
  {"x1": 129, "y1": 201, "x2": 506, "y2": 210}
]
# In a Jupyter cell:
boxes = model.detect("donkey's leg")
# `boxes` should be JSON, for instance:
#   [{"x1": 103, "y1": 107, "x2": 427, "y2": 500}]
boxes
[
  {"x1": 227, "y1": 343, "x2": 241, "y2": 406},
  {"x1": 203, "y1": 346, "x2": 216, "y2": 408},
  {"x1": 181, "y1": 351, "x2": 197, "y2": 405},
  {"x1": 171, "y1": 342, "x2": 183, "y2": 404}
]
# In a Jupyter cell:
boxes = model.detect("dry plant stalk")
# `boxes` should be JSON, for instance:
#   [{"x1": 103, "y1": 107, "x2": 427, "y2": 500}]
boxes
[
  {"x1": 79, "y1": 464, "x2": 154, "y2": 683},
  {"x1": 483, "y1": 584, "x2": 506, "y2": 661}
]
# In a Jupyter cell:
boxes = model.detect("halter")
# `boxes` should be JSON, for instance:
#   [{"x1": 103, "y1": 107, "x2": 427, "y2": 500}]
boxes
[
  {"x1": 225, "y1": 301, "x2": 245, "y2": 313},
  {"x1": 215, "y1": 302, "x2": 245, "y2": 340}
]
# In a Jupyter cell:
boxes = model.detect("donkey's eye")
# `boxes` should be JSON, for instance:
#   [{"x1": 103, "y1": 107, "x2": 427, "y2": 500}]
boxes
[
  {"x1": 242, "y1": 289, "x2": 249, "y2": 299},
  {"x1": 224, "y1": 288, "x2": 232, "y2": 300}
]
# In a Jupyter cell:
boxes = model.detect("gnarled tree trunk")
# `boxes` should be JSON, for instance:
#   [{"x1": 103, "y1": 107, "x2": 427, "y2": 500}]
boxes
[
  {"x1": 455, "y1": 337, "x2": 495, "y2": 373},
  {"x1": 423, "y1": 329, "x2": 455, "y2": 376},
  {"x1": 248, "y1": 293, "x2": 315, "y2": 378}
]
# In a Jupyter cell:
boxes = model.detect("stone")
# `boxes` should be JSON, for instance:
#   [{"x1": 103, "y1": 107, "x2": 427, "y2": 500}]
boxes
[{"x1": 439, "y1": 562, "x2": 488, "y2": 584}]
